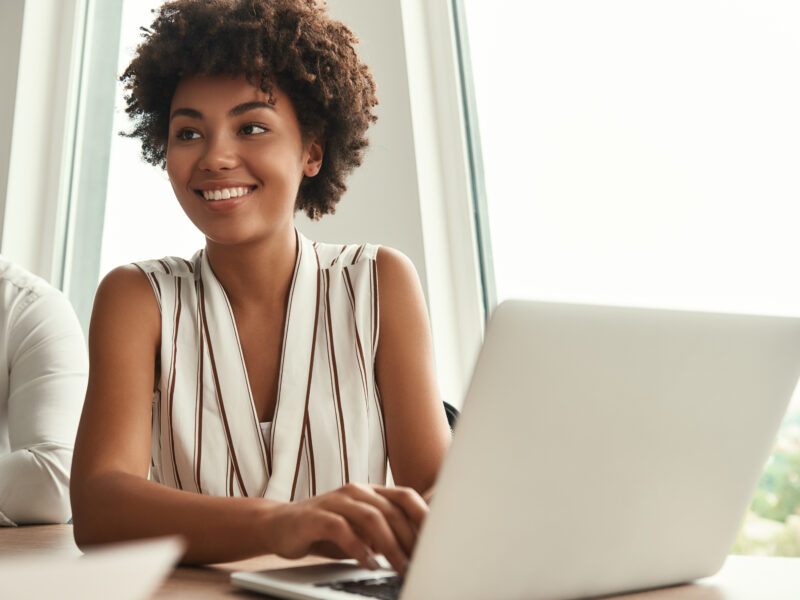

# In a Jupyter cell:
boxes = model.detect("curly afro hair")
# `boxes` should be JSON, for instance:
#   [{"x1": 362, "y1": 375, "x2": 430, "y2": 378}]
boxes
[{"x1": 121, "y1": 0, "x2": 378, "y2": 219}]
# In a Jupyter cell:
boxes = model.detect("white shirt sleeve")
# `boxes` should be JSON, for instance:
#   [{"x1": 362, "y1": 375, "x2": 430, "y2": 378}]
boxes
[{"x1": 0, "y1": 282, "x2": 88, "y2": 526}]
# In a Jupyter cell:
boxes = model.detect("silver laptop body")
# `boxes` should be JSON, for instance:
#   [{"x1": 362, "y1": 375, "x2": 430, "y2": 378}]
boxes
[{"x1": 232, "y1": 300, "x2": 800, "y2": 600}]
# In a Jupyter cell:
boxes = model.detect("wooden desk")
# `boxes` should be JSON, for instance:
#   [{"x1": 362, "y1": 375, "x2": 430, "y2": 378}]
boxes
[{"x1": 1, "y1": 525, "x2": 798, "y2": 599}]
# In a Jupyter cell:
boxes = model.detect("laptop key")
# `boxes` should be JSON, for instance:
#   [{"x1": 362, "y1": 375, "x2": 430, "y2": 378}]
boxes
[{"x1": 315, "y1": 575, "x2": 403, "y2": 599}]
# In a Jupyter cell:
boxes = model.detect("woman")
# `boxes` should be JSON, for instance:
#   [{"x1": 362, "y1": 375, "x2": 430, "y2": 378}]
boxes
[{"x1": 70, "y1": 0, "x2": 450, "y2": 572}]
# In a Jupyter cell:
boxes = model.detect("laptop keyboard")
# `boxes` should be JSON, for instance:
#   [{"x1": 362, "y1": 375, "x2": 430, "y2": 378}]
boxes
[{"x1": 314, "y1": 575, "x2": 403, "y2": 599}]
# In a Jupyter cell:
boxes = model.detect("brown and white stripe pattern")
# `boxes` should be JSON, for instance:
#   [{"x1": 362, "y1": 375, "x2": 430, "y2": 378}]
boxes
[{"x1": 135, "y1": 230, "x2": 387, "y2": 500}]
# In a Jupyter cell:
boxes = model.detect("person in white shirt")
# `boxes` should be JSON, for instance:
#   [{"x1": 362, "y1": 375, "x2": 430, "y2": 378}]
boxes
[{"x1": 0, "y1": 256, "x2": 88, "y2": 526}]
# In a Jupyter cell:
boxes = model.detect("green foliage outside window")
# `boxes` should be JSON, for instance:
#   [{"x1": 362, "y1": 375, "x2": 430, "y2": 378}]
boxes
[{"x1": 733, "y1": 410, "x2": 800, "y2": 556}]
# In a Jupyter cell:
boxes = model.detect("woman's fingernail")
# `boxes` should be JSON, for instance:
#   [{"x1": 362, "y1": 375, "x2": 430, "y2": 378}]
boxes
[{"x1": 366, "y1": 551, "x2": 381, "y2": 570}]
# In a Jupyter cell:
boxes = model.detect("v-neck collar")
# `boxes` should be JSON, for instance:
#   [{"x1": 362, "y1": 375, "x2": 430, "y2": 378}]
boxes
[
  {"x1": 266, "y1": 231, "x2": 321, "y2": 499},
  {"x1": 197, "y1": 229, "x2": 320, "y2": 498}
]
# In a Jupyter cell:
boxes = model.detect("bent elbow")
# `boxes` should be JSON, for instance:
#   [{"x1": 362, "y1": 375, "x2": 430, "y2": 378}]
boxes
[
  {"x1": 1, "y1": 445, "x2": 74, "y2": 525},
  {"x1": 71, "y1": 516, "x2": 96, "y2": 551},
  {"x1": 69, "y1": 477, "x2": 101, "y2": 548},
  {"x1": 70, "y1": 493, "x2": 110, "y2": 550}
]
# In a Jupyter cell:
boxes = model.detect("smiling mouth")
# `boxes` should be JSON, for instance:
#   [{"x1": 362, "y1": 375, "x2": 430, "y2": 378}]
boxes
[{"x1": 196, "y1": 186, "x2": 255, "y2": 201}]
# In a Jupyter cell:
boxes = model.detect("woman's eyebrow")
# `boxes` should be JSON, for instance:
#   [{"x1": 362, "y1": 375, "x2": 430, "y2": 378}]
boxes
[
  {"x1": 169, "y1": 102, "x2": 273, "y2": 122},
  {"x1": 228, "y1": 101, "x2": 274, "y2": 116},
  {"x1": 170, "y1": 108, "x2": 202, "y2": 121}
]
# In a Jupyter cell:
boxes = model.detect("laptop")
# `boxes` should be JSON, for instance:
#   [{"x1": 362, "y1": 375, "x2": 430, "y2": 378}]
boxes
[{"x1": 232, "y1": 299, "x2": 800, "y2": 600}]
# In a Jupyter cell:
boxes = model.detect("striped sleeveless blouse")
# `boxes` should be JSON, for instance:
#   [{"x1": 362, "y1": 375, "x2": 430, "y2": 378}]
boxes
[{"x1": 134, "y1": 230, "x2": 388, "y2": 501}]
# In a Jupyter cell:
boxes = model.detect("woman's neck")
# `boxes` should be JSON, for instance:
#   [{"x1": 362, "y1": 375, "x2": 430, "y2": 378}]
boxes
[{"x1": 204, "y1": 225, "x2": 298, "y2": 312}]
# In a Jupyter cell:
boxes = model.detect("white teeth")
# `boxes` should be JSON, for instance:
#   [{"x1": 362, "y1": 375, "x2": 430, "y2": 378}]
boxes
[{"x1": 201, "y1": 187, "x2": 252, "y2": 201}]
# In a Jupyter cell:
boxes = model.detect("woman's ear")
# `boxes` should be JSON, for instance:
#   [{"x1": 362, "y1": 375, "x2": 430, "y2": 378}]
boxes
[{"x1": 304, "y1": 139, "x2": 324, "y2": 177}]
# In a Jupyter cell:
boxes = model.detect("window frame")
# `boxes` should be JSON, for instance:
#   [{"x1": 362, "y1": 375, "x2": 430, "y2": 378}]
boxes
[
  {"x1": 61, "y1": 0, "x2": 124, "y2": 331},
  {"x1": 0, "y1": 0, "x2": 89, "y2": 287},
  {"x1": 450, "y1": 0, "x2": 497, "y2": 315}
]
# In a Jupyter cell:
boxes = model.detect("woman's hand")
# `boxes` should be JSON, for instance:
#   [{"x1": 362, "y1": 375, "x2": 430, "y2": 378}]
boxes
[{"x1": 264, "y1": 483, "x2": 427, "y2": 575}]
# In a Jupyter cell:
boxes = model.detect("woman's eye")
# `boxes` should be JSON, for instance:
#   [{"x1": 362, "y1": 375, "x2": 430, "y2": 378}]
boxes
[
  {"x1": 176, "y1": 129, "x2": 200, "y2": 141},
  {"x1": 241, "y1": 124, "x2": 268, "y2": 135}
]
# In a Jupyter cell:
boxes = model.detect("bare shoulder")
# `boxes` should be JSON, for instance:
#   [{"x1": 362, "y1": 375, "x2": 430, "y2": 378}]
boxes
[
  {"x1": 375, "y1": 246, "x2": 424, "y2": 306},
  {"x1": 95, "y1": 264, "x2": 155, "y2": 297},
  {"x1": 375, "y1": 246, "x2": 430, "y2": 334},
  {"x1": 89, "y1": 265, "x2": 160, "y2": 349},
  {"x1": 376, "y1": 245, "x2": 417, "y2": 273}
]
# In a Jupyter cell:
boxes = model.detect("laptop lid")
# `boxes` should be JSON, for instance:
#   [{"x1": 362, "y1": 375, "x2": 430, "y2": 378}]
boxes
[{"x1": 401, "y1": 300, "x2": 800, "y2": 600}]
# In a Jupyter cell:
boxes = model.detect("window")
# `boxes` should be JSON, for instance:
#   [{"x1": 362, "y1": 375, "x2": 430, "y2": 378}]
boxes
[
  {"x1": 64, "y1": 0, "x2": 484, "y2": 404},
  {"x1": 456, "y1": 0, "x2": 800, "y2": 556},
  {"x1": 63, "y1": 0, "x2": 203, "y2": 331},
  {"x1": 99, "y1": 0, "x2": 204, "y2": 278}
]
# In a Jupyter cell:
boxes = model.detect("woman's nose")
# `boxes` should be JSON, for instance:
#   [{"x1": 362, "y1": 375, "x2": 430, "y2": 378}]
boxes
[{"x1": 197, "y1": 134, "x2": 239, "y2": 171}]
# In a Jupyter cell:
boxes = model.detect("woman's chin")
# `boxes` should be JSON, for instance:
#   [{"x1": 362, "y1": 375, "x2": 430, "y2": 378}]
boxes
[{"x1": 201, "y1": 226, "x2": 290, "y2": 249}]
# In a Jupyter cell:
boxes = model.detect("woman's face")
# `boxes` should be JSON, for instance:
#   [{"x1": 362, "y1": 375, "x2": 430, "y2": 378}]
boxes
[{"x1": 166, "y1": 75, "x2": 322, "y2": 245}]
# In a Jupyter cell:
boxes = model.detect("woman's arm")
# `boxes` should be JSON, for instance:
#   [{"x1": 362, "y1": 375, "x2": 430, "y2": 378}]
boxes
[
  {"x1": 70, "y1": 266, "x2": 425, "y2": 569},
  {"x1": 374, "y1": 248, "x2": 452, "y2": 498},
  {"x1": 70, "y1": 265, "x2": 271, "y2": 562}
]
